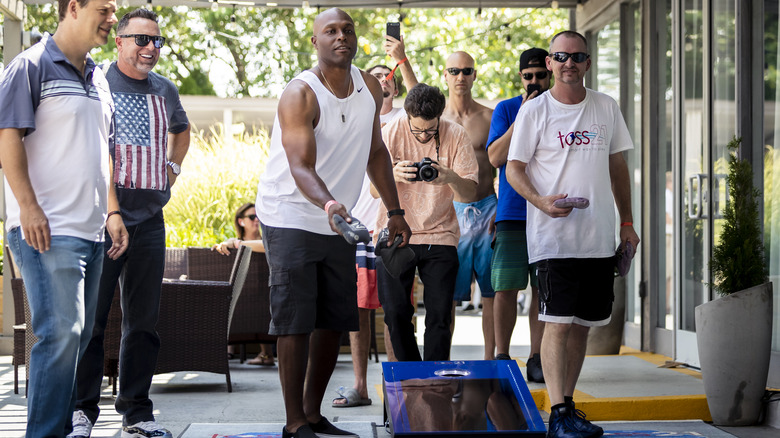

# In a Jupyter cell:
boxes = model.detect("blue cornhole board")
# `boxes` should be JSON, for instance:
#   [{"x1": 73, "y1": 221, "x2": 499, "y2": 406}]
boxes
[{"x1": 382, "y1": 360, "x2": 546, "y2": 437}]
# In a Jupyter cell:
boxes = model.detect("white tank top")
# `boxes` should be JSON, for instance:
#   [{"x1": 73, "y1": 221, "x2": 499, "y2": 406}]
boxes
[{"x1": 257, "y1": 65, "x2": 376, "y2": 235}]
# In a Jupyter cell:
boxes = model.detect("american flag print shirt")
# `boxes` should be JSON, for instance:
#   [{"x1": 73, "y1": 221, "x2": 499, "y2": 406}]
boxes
[{"x1": 113, "y1": 92, "x2": 169, "y2": 191}]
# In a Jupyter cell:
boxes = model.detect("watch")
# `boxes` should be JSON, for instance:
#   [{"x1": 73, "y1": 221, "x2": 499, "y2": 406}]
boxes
[
  {"x1": 167, "y1": 161, "x2": 181, "y2": 175},
  {"x1": 387, "y1": 209, "x2": 405, "y2": 218}
]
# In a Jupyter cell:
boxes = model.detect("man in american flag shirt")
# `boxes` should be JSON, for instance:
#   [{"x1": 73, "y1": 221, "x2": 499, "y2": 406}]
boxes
[{"x1": 69, "y1": 8, "x2": 190, "y2": 438}]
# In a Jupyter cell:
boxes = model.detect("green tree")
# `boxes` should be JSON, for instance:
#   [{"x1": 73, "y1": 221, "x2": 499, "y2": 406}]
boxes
[{"x1": 18, "y1": 5, "x2": 567, "y2": 99}]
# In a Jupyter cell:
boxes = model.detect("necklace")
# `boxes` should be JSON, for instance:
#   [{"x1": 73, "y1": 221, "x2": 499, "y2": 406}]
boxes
[{"x1": 320, "y1": 69, "x2": 352, "y2": 123}]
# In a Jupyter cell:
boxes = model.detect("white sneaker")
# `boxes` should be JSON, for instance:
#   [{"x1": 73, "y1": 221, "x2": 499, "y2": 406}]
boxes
[
  {"x1": 67, "y1": 410, "x2": 93, "y2": 438},
  {"x1": 121, "y1": 421, "x2": 173, "y2": 438}
]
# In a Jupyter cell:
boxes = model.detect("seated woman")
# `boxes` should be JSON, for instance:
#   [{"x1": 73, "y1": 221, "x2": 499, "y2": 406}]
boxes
[{"x1": 213, "y1": 202, "x2": 273, "y2": 366}]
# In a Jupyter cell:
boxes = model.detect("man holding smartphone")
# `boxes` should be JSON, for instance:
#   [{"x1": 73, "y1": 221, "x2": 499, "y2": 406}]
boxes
[{"x1": 486, "y1": 48, "x2": 551, "y2": 383}]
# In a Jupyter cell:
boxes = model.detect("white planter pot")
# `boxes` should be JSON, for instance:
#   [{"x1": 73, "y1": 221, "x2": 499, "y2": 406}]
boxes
[{"x1": 694, "y1": 282, "x2": 773, "y2": 426}]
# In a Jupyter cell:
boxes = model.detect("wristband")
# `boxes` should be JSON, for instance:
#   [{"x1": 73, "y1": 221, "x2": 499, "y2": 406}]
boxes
[
  {"x1": 324, "y1": 200, "x2": 338, "y2": 213},
  {"x1": 387, "y1": 209, "x2": 405, "y2": 218},
  {"x1": 107, "y1": 210, "x2": 121, "y2": 221},
  {"x1": 620, "y1": 222, "x2": 633, "y2": 227}
]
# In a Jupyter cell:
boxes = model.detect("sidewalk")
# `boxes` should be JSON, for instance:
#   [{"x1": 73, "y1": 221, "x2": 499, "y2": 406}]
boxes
[{"x1": 0, "y1": 313, "x2": 777, "y2": 437}]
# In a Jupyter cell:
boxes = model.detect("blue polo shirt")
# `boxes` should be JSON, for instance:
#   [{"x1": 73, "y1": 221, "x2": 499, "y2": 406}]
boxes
[
  {"x1": 0, "y1": 33, "x2": 113, "y2": 242},
  {"x1": 486, "y1": 95, "x2": 528, "y2": 222}
]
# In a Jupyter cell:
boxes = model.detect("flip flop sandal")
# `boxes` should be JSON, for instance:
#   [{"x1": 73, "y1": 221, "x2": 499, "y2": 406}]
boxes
[
  {"x1": 331, "y1": 386, "x2": 372, "y2": 408},
  {"x1": 247, "y1": 353, "x2": 275, "y2": 366}
]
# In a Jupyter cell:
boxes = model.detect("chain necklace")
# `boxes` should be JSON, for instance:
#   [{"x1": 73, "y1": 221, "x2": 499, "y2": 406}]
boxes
[{"x1": 320, "y1": 69, "x2": 352, "y2": 123}]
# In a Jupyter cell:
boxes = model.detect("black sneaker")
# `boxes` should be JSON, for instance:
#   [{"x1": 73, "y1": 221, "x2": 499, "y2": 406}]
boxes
[
  {"x1": 283, "y1": 425, "x2": 318, "y2": 438},
  {"x1": 546, "y1": 405, "x2": 583, "y2": 438},
  {"x1": 309, "y1": 417, "x2": 358, "y2": 438},
  {"x1": 527, "y1": 353, "x2": 545, "y2": 383},
  {"x1": 495, "y1": 353, "x2": 512, "y2": 361},
  {"x1": 566, "y1": 401, "x2": 603, "y2": 438}
]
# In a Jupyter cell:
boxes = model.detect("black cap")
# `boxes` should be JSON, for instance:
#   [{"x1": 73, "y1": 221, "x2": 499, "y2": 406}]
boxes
[{"x1": 519, "y1": 48, "x2": 549, "y2": 72}]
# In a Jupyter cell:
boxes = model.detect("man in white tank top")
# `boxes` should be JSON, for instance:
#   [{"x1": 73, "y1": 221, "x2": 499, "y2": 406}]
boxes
[{"x1": 255, "y1": 9, "x2": 411, "y2": 438}]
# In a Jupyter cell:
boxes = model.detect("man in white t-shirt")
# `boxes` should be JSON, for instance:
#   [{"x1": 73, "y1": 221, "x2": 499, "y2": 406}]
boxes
[{"x1": 506, "y1": 31, "x2": 639, "y2": 438}]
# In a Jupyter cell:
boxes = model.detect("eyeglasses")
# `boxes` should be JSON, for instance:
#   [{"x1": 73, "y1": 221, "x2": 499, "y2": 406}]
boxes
[
  {"x1": 408, "y1": 118, "x2": 439, "y2": 136},
  {"x1": 550, "y1": 52, "x2": 589, "y2": 63},
  {"x1": 521, "y1": 71, "x2": 549, "y2": 80},
  {"x1": 242, "y1": 214, "x2": 258, "y2": 221},
  {"x1": 119, "y1": 34, "x2": 166, "y2": 49},
  {"x1": 446, "y1": 67, "x2": 475, "y2": 76}
]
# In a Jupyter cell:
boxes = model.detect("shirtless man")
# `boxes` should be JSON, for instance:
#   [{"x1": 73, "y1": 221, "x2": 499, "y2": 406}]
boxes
[{"x1": 442, "y1": 51, "x2": 497, "y2": 359}]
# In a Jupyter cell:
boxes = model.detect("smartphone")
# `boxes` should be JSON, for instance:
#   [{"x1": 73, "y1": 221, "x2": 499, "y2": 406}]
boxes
[
  {"x1": 526, "y1": 83, "x2": 543, "y2": 96},
  {"x1": 386, "y1": 22, "x2": 401, "y2": 41}
]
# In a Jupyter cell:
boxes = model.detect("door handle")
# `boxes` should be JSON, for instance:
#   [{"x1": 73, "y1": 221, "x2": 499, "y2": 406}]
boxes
[
  {"x1": 713, "y1": 174, "x2": 728, "y2": 219},
  {"x1": 687, "y1": 174, "x2": 708, "y2": 219}
]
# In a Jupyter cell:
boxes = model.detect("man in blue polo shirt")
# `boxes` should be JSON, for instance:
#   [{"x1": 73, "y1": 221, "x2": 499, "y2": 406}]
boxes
[
  {"x1": 486, "y1": 48, "x2": 550, "y2": 383},
  {"x1": 0, "y1": 0, "x2": 128, "y2": 436}
]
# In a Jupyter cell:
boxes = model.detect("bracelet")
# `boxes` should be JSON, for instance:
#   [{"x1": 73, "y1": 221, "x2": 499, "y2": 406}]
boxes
[
  {"x1": 107, "y1": 210, "x2": 121, "y2": 221},
  {"x1": 324, "y1": 200, "x2": 338, "y2": 213},
  {"x1": 620, "y1": 222, "x2": 633, "y2": 227},
  {"x1": 387, "y1": 208, "x2": 405, "y2": 218}
]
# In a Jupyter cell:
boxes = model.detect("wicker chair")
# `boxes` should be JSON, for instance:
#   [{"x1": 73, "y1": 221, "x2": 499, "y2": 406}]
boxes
[
  {"x1": 153, "y1": 245, "x2": 252, "y2": 392},
  {"x1": 186, "y1": 247, "x2": 276, "y2": 363}
]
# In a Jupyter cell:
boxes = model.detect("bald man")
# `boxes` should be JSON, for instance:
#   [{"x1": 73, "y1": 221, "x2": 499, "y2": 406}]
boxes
[
  {"x1": 256, "y1": 8, "x2": 410, "y2": 438},
  {"x1": 442, "y1": 51, "x2": 498, "y2": 360}
]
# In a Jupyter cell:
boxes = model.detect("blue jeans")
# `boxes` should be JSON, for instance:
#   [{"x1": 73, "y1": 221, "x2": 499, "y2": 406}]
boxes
[
  {"x1": 75, "y1": 216, "x2": 165, "y2": 426},
  {"x1": 7, "y1": 227, "x2": 104, "y2": 438}
]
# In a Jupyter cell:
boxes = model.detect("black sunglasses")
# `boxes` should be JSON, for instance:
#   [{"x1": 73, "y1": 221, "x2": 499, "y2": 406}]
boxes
[
  {"x1": 550, "y1": 52, "x2": 589, "y2": 63},
  {"x1": 522, "y1": 71, "x2": 549, "y2": 80},
  {"x1": 243, "y1": 214, "x2": 258, "y2": 221},
  {"x1": 446, "y1": 67, "x2": 475, "y2": 76},
  {"x1": 119, "y1": 34, "x2": 166, "y2": 49}
]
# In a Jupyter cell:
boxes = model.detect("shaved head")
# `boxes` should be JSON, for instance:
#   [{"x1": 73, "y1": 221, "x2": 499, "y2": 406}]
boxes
[
  {"x1": 313, "y1": 8, "x2": 354, "y2": 34},
  {"x1": 446, "y1": 51, "x2": 475, "y2": 68}
]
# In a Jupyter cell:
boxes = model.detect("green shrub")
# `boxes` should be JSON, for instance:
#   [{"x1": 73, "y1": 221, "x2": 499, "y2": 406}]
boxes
[{"x1": 164, "y1": 125, "x2": 270, "y2": 247}]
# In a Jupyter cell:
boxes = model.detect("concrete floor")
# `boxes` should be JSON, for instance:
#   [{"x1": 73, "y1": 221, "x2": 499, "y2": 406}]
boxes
[{"x1": 0, "y1": 312, "x2": 778, "y2": 437}]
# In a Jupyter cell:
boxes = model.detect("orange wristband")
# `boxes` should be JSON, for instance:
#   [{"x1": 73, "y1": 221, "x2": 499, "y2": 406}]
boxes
[{"x1": 620, "y1": 222, "x2": 633, "y2": 227}]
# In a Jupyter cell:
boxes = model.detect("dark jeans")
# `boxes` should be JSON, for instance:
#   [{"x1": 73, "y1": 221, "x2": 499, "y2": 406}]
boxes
[
  {"x1": 377, "y1": 244, "x2": 458, "y2": 361},
  {"x1": 75, "y1": 216, "x2": 166, "y2": 426}
]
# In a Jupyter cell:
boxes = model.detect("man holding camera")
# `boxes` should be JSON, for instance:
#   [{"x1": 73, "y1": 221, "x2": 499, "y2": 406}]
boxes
[
  {"x1": 486, "y1": 47, "x2": 551, "y2": 382},
  {"x1": 375, "y1": 83, "x2": 478, "y2": 361}
]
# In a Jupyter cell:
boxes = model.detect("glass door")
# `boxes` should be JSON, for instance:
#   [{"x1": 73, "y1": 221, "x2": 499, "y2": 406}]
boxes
[{"x1": 675, "y1": 0, "x2": 736, "y2": 367}]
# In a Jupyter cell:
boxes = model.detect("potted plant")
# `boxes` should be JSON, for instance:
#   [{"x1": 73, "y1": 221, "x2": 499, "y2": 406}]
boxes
[{"x1": 695, "y1": 136, "x2": 773, "y2": 426}]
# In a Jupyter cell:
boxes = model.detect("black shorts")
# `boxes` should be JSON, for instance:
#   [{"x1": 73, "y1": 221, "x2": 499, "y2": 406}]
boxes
[
  {"x1": 536, "y1": 257, "x2": 614, "y2": 326},
  {"x1": 261, "y1": 223, "x2": 359, "y2": 335}
]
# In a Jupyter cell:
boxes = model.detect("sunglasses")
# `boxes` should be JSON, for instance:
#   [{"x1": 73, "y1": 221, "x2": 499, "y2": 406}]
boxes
[
  {"x1": 522, "y1": 71, "x2": 549, "y2": 80},
  {"x1": 550, "y1": 52, "x2": 589, "y2": 63},
  {"x1": 408, "y1": 118, "x2": 439, "y2": 136},
  {"x1": 242, "y1": 214, "x2": 258, "y2": 221},
  {"x1": 446, "y1": 67, "x2": 475, "y2": 76},
  {"x1": 119, "y1": 34, "x2": 166, "y2": 49}
]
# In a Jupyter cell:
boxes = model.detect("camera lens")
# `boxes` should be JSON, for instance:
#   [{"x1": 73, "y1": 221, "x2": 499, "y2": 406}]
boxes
[{"x1": 419, "y1": 165, "x2": 438, "y2": 182}]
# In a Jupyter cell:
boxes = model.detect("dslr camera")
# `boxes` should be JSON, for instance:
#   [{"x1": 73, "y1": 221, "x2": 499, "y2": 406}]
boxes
[{"x1": 409, "y1": 157, "x2": 438, "y2": 182}]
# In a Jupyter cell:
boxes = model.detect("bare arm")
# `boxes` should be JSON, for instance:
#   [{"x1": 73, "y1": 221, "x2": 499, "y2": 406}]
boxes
[
  {"x1": 506, "y1": 160, "x2": 569, "y2": 218},
  {"x1": 105, "y1": 154, "x2": 129, "y2": 260},
  {"x1": 0, "y1": 128, "x2": 51, "y2": 252},
  {"x1": 487, "y1": 123, "x2": 514, "y2": 168},
  {"x1": 384, "y1": 36, "x2": 418, "y2": 91},
  {"x1": 363, "y1": 72, "x2": 412, "y2": 246},
  {"x1": 431, "y1": 162, "x2": 478, "y2": 200},
  {"x1": 166, "y1": 125, "x2": 191, "y2": 187},
  {"x1": 609, "y1": 152, "x2": 640, "y2": 247},
  {"x1": 277, "y1": 80, "x2": 348, "y2": 233}
]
